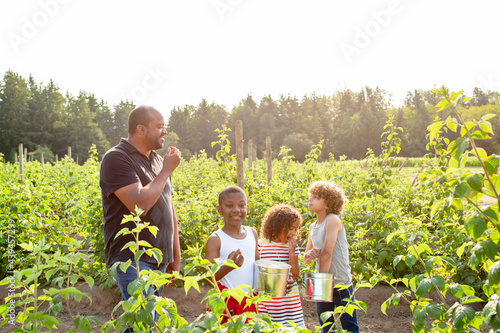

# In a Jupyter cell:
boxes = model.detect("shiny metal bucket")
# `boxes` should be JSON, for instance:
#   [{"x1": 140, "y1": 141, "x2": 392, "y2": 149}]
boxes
[
  {"x1": 254, "y1": 260, "x2": 291, "y2": 297},
  {"x1": 301, "y1": 272, "x2": 335, "y2": 302}
]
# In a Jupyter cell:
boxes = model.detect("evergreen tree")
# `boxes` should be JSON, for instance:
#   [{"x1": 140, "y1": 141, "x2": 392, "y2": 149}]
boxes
[
  {"x1": 111, "y1": 101, "x2": 135, "y2": 146},
  {"x1": 0, "y1": 70, "x2": 31, "y2": 160},
  {"x1": 54, "y1": 91, "x2": 108, "y2": 162}
]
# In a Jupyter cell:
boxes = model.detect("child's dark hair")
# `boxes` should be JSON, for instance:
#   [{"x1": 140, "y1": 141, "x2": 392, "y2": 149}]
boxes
[
  {"x1": 260, "y1": 204, "x2": 302, "y2": 241},
  {"x1": 308, "y1": 181, "x2": 346, "y2": 215},
  {"x1": 218, "y1": 185, "x2": 247, "y2": 206}
]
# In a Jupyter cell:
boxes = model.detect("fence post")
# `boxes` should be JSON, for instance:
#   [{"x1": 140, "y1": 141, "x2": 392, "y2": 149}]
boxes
[
  {"x1": 41, "y1": 153, "x2": 44, "y2": 170},
  {"x1": 266, "y1": 136, "x2": 272, "y2": 186},
  {"x1": 18, "y1": 143, "x2": 23, "y2": 183},
  {"x1": 68, "y1": 146, "x2": 72, "y2": 160},
  {"x1": 235, "y1": 120, "x2": 244, "y2": 189},
  {"x1": 248, "y1": 139, "x2": 253, "y2": 169}
]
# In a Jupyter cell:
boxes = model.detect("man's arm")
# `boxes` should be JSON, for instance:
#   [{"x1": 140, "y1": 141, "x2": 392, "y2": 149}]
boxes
[
  {"x1": 166, "y1": 204, "x2": 181, "y2": 273},
  {"x1": 115, "y1": 152, "x2": 180, "y2": 216}
]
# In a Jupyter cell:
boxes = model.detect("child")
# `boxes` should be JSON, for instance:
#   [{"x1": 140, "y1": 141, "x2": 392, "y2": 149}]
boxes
[
  {"x1": 258, "y1": 204, "x2": 305, "y2": 328},
  {"x1": 204, "y1": 185, "x2": 260, "y2": 322},
  {"x1": 303, "y1": 181, "x2": 359, "y2": 333}
]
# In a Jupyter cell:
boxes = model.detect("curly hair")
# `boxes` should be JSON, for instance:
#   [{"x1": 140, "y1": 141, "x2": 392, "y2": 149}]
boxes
[
  {"x1": 259, "y1": 204, "x2": 302, "y2": 242},
  {"x1": 308, "y1": 181, "x2": 346, "y2": 215}
]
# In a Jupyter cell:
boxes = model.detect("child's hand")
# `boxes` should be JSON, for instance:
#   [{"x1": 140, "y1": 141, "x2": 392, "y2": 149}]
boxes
[
  {"x1": 288, "y1": 237, "x2": 297, "y2": 255},
  {"x1": 285, "y1": 272, "x2": 294, "y2": 294},
  {"x1": 228, "y1": 249, "x2": 244, "y2": 267},
  {"x1": 305, "y1": 248, "x2": 321, "y2": 262}
]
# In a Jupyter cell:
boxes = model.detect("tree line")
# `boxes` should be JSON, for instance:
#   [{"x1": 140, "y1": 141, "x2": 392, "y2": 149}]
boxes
[{"x1": 1, "y1": 69, "x2": 499, "y2": 163}]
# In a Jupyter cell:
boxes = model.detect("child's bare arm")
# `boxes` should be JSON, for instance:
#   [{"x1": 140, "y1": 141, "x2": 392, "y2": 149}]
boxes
[
  {"x1": 288, "y1": 237, "x2": 300, "y2": 280},
  {"x1": 252, "y1": 228, "x2": 260, "y2": 261},
  {"x1": 318, "y1": 215, "x2": 342, "y2": 273},
  {"x1": 205, "y1": 234, "x2": 243, "y2": 281},
  {"x1": 304, "y1": 230, "x2": 320, "y2": 265}
]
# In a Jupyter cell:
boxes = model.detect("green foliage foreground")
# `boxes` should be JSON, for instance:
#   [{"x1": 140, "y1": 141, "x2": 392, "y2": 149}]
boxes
[{"x1": 1, "y1": 88, "x2": 500, "y2": 331}]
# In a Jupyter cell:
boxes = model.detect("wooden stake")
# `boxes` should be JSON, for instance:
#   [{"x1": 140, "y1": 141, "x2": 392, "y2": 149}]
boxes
[
  {"x1": 266, "y1": 136, "x2": 272, "y2": 186},
  {"x1": 248, "y1": 139, "x2": 253, "y2": 169},
  {"x1": 235, "y1": 120, "x2": 244, "y2": 189},
  {"x1": 18, "y1": 144, "x2": 23, "y2": 183}
]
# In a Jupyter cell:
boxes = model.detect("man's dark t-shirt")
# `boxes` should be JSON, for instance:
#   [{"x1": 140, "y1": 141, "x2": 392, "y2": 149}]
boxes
[{"x1": 100, "y1": 139, "x2": 174, "y2": 268}]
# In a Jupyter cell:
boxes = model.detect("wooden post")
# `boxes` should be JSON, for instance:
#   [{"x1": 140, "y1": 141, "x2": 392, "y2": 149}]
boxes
[
  {"x1": 253, "y1": 145, "x2": 257, "y2": 163},
  {"x1": 266, "y1": 136, "x2": 272, "y2": 186},
  {"x1": 18, "y1": 144, "x2": 23, "y2": 183},
  {"x1": 235, "y1": 120, "x2": 244, "y2": 189},
  {"x1": 68, "y1": 146, "x2": 72, "y2": 160},
  {"x1": 55, "y1": 154, "x2": 59, "y2": 163},
  {"x1": 24, "y1": 148, "x2": 27, "y2": 162},
  {"x1": 248, "y1": 139, "x2": 253, "y2": 169},
  {"x1": 41, "y1": 153, "x2": 44, "y2": 170},
  {"x1": 14, "y1": 152, "x2": 17, "y2": 164}
]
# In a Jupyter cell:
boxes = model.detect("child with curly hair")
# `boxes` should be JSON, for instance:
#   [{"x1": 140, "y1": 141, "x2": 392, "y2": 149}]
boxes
[
  {"x1": 258, "y1": 204, "x2": 305, "y2": 328},
  {"x1": 303, "y1": 181, "x2": 359, "y2": 333}
]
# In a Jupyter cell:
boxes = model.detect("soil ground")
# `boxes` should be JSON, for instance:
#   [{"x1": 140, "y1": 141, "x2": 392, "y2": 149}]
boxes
[{"x1": 1, "y1": 282, "x2": 420, "y2": 333}]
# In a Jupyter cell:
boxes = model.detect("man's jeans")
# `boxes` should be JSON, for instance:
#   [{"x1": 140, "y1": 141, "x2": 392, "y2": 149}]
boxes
[
  {"x1": 316, "y1": 284, "x2": 359, "y2": 333},
  {"x1": 115, "y1": 261, "x2": 166, "y2": 332}
]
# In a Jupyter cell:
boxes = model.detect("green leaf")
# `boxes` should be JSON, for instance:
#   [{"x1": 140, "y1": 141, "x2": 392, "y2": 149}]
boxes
[
  {"x1": 431, "y1": 276, "x2": 446, "y2": 292},
  {"x1": 485, "y1": 174, "x2": 500, "y2": 197},
  {"x1": 83, "y1": 276, "x2": 94, "y2": 289},
  {"x1": 393, "y1": 255, "x2": 403, "y2": 267},
  {"x1": 470, "y1": 130, "x2": 490, "y2": 140},
  {"x1": 417, "y1": 243, "x2": 433, "y2": 256},
  {"x1": 482, "y1": 239, "x2": 499, "y2": 261},
  {"x1": 137, "y1": 240, "x2": 152, "y2": 248},
  {"x1": 473, "y1": 147, "x2": 488, "y2": 159},
  {"x1": 404, "y1": 254, "x2": 417, "y2": 268},
  {"x1": 426, "y1": 303, "x2": 445, "y2": 320},
  {"x1": 452, "y1": 305, "x2": 475, "y2": 331},
  {"x1": 381, "y1": 299, "x2": 390, "y2": 315},
  {"x1": 456, "y1": 243, "x2": 467, "y2": 258},
  {"x1": 387, "y1": 229, "x2": 404, "y2": 244},
  {"x1": 436, "y1": 99, "x2": 451, "y2": 112},
  {"x1": 150, "y1": 248, "x2": 163, "y2": 264},
  {"x1": 415, "y1": 278, "x2": 432, "y2": 298},
  {"x1": 430, "y1": 199, "x2": 444, "y2": 218},
  {"x1": 480, "y1": 121, "x2": 494, "y2": 135},
  {"x1": 465, "y1": 214, "x2": 487, "y2": 240},
  {"x1": 453, "y1": 183, "x2": 469, "y2": 198},
  {"x1": 413, "y1": 308, "x2": 426, "y2": 326},
  {"x1": 448, "y1": 137, "x2": 469, "y2": 161},
  {"x1": 467, "y1": 173, "x2": 484, "y2": 192},
  {"x1": 488, "y1": 261, "x2": 500, "y2": 287},
  {"x1": 484, "y1": 155, "x2": 500, "y2": 176},
  {"x1": 424, "y1": 258, "x2": 435, "y2": 275},
  {"x1": 482, "y1": 113, "x2": 497, "y2": 121},
  {"x1": 148, "y1": 226, "x2": 159, "y2": 238}
]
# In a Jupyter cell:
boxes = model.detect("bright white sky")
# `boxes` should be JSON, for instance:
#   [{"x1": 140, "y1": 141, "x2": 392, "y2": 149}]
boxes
[{"x1": 1, "y1": 0, "x2": 499, "y2": 119}]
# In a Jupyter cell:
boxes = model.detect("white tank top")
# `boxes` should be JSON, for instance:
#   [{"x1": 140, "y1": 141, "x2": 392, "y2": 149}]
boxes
[{"x1": 215, "y1": 226, "x2": 256, "y2": 290}]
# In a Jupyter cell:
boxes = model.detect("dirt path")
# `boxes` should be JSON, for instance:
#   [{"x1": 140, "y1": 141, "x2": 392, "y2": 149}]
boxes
[{"x1": 1, "y1": 283, "x2": 415, "y2": 333}]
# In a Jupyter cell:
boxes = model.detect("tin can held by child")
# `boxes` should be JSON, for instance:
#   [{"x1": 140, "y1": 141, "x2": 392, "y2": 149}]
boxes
[{"x1": 254, "y1": 260, "x2": 291, "y2": 297}]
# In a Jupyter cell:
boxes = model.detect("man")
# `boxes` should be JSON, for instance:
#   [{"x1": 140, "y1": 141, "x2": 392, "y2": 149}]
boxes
[{"x1": 99, "y1": 105, "x2": 181, "y2": 302}]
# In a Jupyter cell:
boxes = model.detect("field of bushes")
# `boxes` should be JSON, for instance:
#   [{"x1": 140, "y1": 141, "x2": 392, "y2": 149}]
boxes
[{"x1": 1, "y1": 88, "x2": 499, "y2": 332}]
